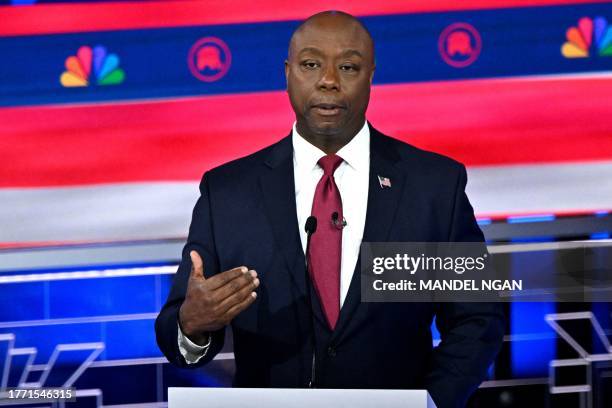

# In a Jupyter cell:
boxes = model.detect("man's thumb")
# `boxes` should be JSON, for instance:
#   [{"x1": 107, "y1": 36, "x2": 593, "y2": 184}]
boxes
[{"x1": 189, "y1": 250, "x2": 205, "y2": 279}]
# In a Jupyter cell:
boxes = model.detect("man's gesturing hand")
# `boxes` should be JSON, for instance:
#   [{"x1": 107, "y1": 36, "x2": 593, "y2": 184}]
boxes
[{"x1": 178, "y1": 250, "x2": 259, "y2": 345}]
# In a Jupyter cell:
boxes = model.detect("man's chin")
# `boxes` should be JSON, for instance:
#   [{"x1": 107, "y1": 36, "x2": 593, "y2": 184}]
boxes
[
  {"x1": 308, "y1": 119, "x2": 345, "y2": 136},
  {"x1": 313, "y1": 126, "x2": 342, "y2": 136}
]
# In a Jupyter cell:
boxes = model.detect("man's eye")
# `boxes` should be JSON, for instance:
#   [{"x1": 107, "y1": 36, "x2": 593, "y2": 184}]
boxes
[
  {"x1": 301, "y1": 61, "x2": 319, "y2": 69},
  {"x1": 340, "y1": 65, "x2": 358, "y2": 72}
]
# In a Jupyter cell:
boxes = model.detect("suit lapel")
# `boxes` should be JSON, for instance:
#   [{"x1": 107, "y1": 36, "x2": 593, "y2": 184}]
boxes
[
  {"x1": 258, "y1": 135, "x2": 327, "y2": 326},
  {"x1": 332, "y1": 127, "x2": 406, "y2": 343}
]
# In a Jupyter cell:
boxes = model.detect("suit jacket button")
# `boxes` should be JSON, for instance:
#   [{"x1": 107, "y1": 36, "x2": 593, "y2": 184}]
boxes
[{"x1": 327, "y1": 346, "x2": 336, "y2": 357}]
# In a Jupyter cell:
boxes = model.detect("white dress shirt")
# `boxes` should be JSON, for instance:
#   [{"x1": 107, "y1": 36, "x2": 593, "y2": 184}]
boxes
[
  {"x1": 179, "y1": 121, "x2": 371, "y2": 363},
  {"x1": 293, "y1": 121, "x2": 370, "y2": 306}
]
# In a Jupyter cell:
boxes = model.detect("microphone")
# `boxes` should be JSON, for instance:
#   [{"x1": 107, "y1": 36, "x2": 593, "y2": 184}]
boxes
[
  {"x1": 331, "y1": 211, "x2": 347, "y2": 229},
  {"x1": 305, "y1": 216, "x2": 317, "y2": 237},
  {"x1": 304, "y1": 216, "x2": 317, "y2": 387}
]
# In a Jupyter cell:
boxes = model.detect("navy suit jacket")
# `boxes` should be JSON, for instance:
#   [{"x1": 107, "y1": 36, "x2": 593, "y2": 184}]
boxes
[{"x1": 155, "y1": 124, "x2": 505, "y2": 408}]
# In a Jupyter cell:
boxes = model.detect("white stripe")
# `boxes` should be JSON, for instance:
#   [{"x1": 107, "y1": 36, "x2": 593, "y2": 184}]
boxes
[
  {"x1": 0, "y1": 266, "x2": 176, "y2": 284},
  {"x1": 467, "y1": 161, "x2": 612, "y2": 216},
  {"x1": 102, "y1": 403, "x2": 167, "y2": 408},
  {"x1": 88, "y1": 352, "x2": 235, "y2": 368},
  {"x1": 1, "y1": 162, "x2": 611, "y2": 244},
  {"x1": 0, "y1": 313, "x2": 159, "y2": 329},
  {"x1": 0, "y1": 182, "x2": 198, "y2": 243},
  {"x1": 489, "y1": 240, "x2": 612, "y2": 254},
  {"x1": 0, "y1": 240, "x2": 184, "y2": 272}
]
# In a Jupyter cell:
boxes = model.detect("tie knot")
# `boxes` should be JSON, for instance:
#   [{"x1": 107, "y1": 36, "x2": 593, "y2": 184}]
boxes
[{"x1": 317, "y1": 154, "x2": 343, "y2": 176}]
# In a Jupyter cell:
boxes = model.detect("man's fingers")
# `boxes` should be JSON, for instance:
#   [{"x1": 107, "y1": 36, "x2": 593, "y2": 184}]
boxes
[
  {"x1": 205, "y1": 266, "x2": 249, "y2": 290},
  {"x1": 224, "y1": 291, "x2": 257, "y2": 321},
  {"x1": 216, "y1": 274, "x2": 260, "y2": 311},
  {"x1": 189, "y1": 250, "x2": 205, "y2": 280},
  {"x1": 212, "y1": 270, "x2": 258, "y2": 302}
]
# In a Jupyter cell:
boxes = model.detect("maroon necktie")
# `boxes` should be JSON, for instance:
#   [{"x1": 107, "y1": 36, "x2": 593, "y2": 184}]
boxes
[{"x1": 309, "y1": 154, "x2": 343, "y2": 330}]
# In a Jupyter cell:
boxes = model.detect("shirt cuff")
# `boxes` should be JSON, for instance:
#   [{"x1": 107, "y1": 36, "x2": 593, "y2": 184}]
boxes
[{"x1": 177, "y1": 322, "x2": 211, "y2": 364}]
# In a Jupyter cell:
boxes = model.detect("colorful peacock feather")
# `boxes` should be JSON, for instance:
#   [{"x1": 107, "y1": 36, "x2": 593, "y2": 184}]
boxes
[{"x1": 60, "y1": 45, "x2": 125, "y2": 87}]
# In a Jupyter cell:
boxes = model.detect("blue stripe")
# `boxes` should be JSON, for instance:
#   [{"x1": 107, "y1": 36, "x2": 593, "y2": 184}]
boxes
[
  {"x1": 477, "y1": 218, "x2": 492, "y2": 226},
  {"x1": 0, "y1": 261, "x2": 177, "y2": 276},
  {"x1": 507, "y1": 214, "x2": 556, "y2": 223},
  {"x1": 0, "y1": 3, "x2": 611, "y2": 107}
]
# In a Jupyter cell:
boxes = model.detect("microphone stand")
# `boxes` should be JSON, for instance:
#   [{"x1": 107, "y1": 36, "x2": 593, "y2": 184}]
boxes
[{"x1": 304, "y1": 216, "x2": 317, "y2": 388}]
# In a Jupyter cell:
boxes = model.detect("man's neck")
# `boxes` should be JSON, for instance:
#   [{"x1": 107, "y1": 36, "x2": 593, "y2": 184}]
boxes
[{"x1": 296, "y1": 120, "x2": 366, "y2": 155}]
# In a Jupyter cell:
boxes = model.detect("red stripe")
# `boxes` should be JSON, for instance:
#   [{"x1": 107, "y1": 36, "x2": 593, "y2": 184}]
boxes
[
  {"x1": 0, "y1": 0, "x2": 608, "y2": 37},
  {"x1": 372, "y1": 77, "x2": 612, "y2": 168},
  {"x1": 0, "y1": 76, "x2": 610, "y2": 187},
  {"x1": 478, "y1": 209, "x2": 611, "y2": 220},
  {"x1": 0, "y1": 237, "x2": 185, "y2": 250}
]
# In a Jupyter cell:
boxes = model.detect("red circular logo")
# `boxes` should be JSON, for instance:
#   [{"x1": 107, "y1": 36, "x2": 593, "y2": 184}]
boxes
[
  {"x1": 438, "y1": 23, "x2": 482, "y2": 68},
  {"x1": 188, "y1": 37, "x2": 232, "y2": 82}
]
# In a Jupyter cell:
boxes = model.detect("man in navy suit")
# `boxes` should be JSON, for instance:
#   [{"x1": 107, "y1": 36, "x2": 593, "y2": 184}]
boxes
[{"x1": 155, "y1": 11, "x2": 504, "y2": 408}]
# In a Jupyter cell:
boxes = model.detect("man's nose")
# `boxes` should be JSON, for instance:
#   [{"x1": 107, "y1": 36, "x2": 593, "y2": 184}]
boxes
[{"x1": 318, "y1": 65, "x2": 340, "y2": 91}]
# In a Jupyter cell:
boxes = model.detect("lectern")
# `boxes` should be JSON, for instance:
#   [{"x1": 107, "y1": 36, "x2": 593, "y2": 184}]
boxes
[{"x1": 168, "y1": 387, "x2": 437, "y2": 408}]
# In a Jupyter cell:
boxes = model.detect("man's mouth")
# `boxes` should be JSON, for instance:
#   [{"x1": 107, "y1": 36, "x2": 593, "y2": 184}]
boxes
[{"x1": 311, "y1": 103, "x2": 345, "y2": 116}]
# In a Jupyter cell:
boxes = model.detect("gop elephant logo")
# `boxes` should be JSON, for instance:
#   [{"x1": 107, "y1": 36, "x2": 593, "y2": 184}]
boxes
[
  {"x1": 447, "y1": 31, "x2": 472, "y2": 56},
  {"x1": 438, "y1": 23, "x2": 482, "y2": 68},
  {"x1": 188, "y1": 37, "x2": 232, "y2": 82},
  {"x1": 197, "y1": 46, "x2": 223, "y2": 71}
]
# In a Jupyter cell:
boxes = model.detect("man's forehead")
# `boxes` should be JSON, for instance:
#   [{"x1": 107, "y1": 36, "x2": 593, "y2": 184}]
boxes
[{"x1": 290, "y1": 18, "x2": 372, "y2": 57}]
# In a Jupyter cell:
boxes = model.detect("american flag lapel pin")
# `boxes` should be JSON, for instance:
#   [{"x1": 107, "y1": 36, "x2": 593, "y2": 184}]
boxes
[{"x1": 377, "y1": 175, "x2": 392, "y2": 189}]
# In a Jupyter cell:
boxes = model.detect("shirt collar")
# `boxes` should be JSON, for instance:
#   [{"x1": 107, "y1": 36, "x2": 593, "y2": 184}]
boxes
[{"x1": 292, "y1": 121, "x2": 370, "y2": 173}]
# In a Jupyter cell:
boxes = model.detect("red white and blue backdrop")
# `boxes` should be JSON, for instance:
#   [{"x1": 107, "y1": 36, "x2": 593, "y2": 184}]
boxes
[{"x1": 1, "y1": 0, "x2": 611, "y2": 246}]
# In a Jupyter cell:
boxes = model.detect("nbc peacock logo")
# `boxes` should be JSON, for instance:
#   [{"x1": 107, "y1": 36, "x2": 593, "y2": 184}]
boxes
[
  {"x1": 60, "y1": 45, "x2": 125, "y2": 87},
  {"x1": 561, "y1": 16, "x2": 612, "y2": 58}
]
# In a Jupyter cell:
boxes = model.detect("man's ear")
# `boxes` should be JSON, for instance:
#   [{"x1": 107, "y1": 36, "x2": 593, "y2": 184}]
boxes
[
  {"x1": 369, "y1": 65, "x2": 376, "y2": 85},
  {"x1": 284, "y1": 60, "x2": 290, "y2": 90}
]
